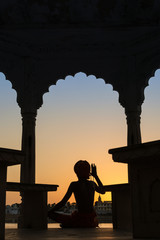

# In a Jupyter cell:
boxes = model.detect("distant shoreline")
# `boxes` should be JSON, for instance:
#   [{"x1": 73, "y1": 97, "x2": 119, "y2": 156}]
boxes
[{"x1": 5, "y1": 214, "x2": 112, "y2": 224}]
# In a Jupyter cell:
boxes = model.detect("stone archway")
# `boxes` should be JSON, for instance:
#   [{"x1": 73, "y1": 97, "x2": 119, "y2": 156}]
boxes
[{"x1": 36, "y1": 72, "x2": 128, "y2": 203}]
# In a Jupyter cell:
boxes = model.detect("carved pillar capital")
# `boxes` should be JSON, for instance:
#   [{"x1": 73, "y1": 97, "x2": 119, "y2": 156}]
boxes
[{"x1": 21, "y1": 111, "x2": 37, "y2": 125}]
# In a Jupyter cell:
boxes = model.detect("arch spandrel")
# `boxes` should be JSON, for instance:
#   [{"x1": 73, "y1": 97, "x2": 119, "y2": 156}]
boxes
[
  {"x1": 34, "y1": 59, "x2": 127, "y2": 111},
  {"x1": 135, "y1": 50, "x2": 160, "y2": 107},
  {"x1": 0, "y1": 54, "x2": 22, "y2": 100},
  {"x1": 0, "y1": 54, "x2": 42, "y2": 112}
]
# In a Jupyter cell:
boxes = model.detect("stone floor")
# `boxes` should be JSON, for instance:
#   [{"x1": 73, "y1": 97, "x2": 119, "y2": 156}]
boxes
[{"x1": 5, "y1": 228, "x2": 133, "y2": 240}]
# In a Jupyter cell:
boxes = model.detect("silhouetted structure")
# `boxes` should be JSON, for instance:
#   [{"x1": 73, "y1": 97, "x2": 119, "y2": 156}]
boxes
[{"x1": 0, "y1": 0, "x2": 160, "y2": 239}]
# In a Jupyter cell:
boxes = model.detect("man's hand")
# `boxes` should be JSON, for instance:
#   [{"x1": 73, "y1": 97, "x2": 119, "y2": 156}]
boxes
[{"x1": 91, "y1": 164, "x2": 97, "y2": 177}]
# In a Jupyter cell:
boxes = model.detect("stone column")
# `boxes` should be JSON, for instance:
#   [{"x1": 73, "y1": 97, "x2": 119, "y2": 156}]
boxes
[
  {"x1": 20, "y1": 111, "x2": 37, "y2": 184},
  {"x1": 125, "y1": 107, "x2": 142, "y2": 183},
  {"x1": 125, "y1": 107, "x2": 142, "y2": 146}
]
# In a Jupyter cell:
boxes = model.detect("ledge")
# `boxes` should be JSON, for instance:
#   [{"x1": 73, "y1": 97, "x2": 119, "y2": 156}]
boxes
[
  {"x1": 6, "y1": 182, "x2": 58, "y2": 192},
  {"x1": 0, "y1": 148, "x2": 24, "y2": 166},
  {"x1": 103, "y1": 183, "x2": 130, "y2": 192},
  {"x1": 108, "y1": 140, "x2": 160, "y2": 163}
]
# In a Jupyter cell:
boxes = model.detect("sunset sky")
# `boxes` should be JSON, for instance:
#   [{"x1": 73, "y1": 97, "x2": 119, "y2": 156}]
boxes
[{"x1": 0, "y1": 70, "x2": 160, "y2": 205}]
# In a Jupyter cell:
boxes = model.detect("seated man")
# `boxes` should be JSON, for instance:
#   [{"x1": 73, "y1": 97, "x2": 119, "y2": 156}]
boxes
[{"x1": 48, "y1": 160, "x2": 105, "y2": 228}]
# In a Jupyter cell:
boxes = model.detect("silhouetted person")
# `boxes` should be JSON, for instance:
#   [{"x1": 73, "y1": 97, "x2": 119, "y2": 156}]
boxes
[{"x1": 48, "y1": 160, "x2": 105, "y2": 227}]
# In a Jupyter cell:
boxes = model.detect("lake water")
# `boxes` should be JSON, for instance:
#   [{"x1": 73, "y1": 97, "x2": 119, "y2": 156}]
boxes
[{"x1": 5, "y1": 223, "x2": 113, "y2": 229}]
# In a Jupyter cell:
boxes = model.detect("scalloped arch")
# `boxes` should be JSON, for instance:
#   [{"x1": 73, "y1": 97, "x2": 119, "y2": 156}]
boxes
[
  {"x1": 0, "y1": 72, "x2": 18, "y2": 97},
  {"x1": 139, "y1": 56, "x2": 160, "y2": 105},
  {"x1": 144, "y1": 68, "x2": 160, "y2": 95},
  {"x1": 42, "y1": 72, "x2": 119, "y2": 104},
  {"x1": 144, "y1": 66, "x2": 160, "y2": 89}
]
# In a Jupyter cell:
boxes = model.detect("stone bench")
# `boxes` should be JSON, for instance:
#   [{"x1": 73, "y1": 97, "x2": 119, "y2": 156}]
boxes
[
  {"x1": 0, "y1": 147, "x2": 58, "y2": 240},
  {"x1": 6, "y1": 182, "x2": 58, "y2": 229},
  {"x1": 104, "y1": 183, "x2": 131, "y2": 231},
  {"x1": 0, "y1": 148, "x2": 24, "y2": 240}
]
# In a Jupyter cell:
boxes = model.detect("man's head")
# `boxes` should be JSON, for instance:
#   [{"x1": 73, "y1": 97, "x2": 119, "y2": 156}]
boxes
[{"x1": 74, "y1": 160, "x2": 90, "y2": 179}]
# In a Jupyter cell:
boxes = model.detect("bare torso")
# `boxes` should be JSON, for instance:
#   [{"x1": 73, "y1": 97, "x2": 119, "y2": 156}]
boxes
[{"x1": 71, "y1": 179, "x2": 95, "y2": 213}]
